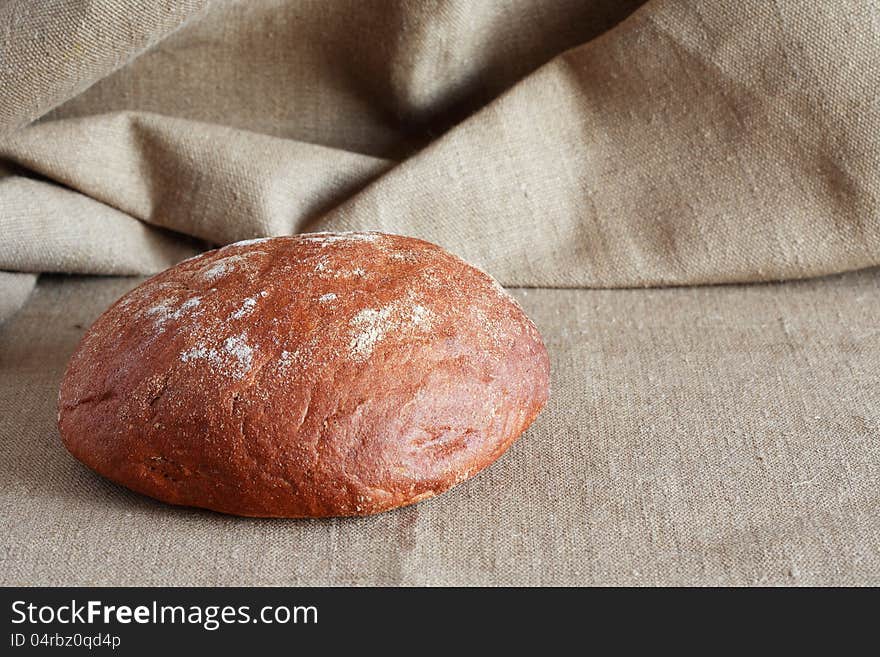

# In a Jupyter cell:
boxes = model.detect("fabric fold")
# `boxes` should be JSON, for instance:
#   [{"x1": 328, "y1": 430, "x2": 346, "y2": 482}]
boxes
[
  {"x1": 0, "y1": 0, "x2": 878, "y2": 317},
  {"x1": 0, "y1": 112, "x2": 392, "y2": 245},
  {"x1": 0, "y1": 0, "x2": 208, "y2": 135},
  {"x1": 0, "y1": 271, "x2": 36, "y2": 325},
  {"x1": 0, "y1": 175, "x2": 201, "y2": 275},
  {"x1": 314, "y1": 0, "x2": 880, "y2": 286}
]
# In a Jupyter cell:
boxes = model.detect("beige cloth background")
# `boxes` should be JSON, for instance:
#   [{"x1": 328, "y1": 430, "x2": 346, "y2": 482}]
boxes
[
  {"x1": 2, "y1": 273, "x2": 879, "y2": 586},
  {"x1": 1, "y1": 0, "x2": 879, "y2": 585}
]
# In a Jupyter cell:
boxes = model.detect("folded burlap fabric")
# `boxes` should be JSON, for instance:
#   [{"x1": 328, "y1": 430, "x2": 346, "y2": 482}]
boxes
[
  {"x1": 1, "y1": 1, "x2": 878, "y2": 585},
  {"x1": 2, "y1": 0, "x2": 879, "y2": 321}
]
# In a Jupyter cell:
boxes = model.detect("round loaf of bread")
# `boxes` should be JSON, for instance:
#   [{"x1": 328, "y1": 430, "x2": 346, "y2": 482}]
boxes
[{"x1": 58, "y1": 232, "x2": 550, "y2": 517}]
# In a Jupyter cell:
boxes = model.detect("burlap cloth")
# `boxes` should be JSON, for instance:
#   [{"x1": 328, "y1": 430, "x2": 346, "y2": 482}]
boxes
[{"x1": 1, "y1": 1, "x2": 878, "y2": 585}]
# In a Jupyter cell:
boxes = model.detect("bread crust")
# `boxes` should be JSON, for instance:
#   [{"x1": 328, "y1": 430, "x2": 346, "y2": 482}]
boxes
[{"x1": 58, "y1": 233, "x2": 550, "y2": 517}]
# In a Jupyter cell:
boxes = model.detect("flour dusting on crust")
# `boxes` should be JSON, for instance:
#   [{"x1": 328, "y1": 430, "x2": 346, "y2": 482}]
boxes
[
  {"x1": 200, "y1": 254, "x2": 257, "y2": 282},
  {"x1": 314, "y1": 257, "x2": 330, "y2": 273},
  {"x1": 228, "y1": 291, "x2": 267, "y2": 320},
  {"x1": 348, "y1": 295, "x2": 434, "y2": 362},
  {"x1": 225, "y1": 237, "x2": 273, "y2": 248},
  {"x1": 180, "y1": 333, "x2": 256, "y2": 379},
  {"x1": 278, "y1": 349, "x2": 302, "y2": 373},
  {"x1": 145, "y1": 296, "x2": 202, "y2": 331},
  {"x1": 130, "y1": 233, "x2": 508, "y2": 381},
  {"x1": 298, "y1": 232, "x2": 381, "y2": 247},
  {"x1": 349, "y1": 306, "x2": 394, "y2": 362}
]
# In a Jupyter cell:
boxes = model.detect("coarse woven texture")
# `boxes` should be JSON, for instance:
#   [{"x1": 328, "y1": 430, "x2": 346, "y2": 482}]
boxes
[
  {"x1": 2, "y1": 0, "x2": 880, "y2": 323},
  {"x1": 1, "y1": 274, "x2": 878, "y2": 586},
  {"x1": 1, "y1": 0, "x2": 879, "y2": 586}
]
